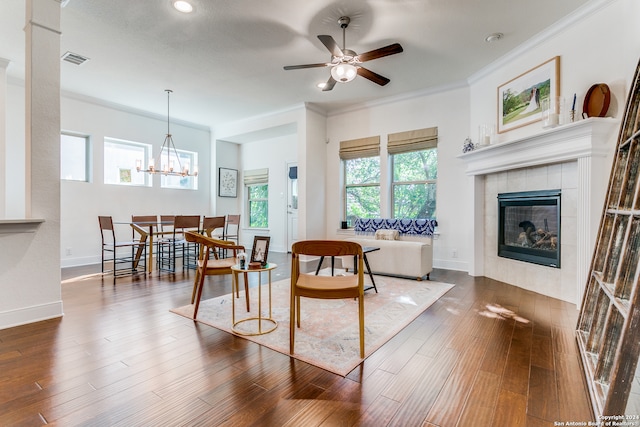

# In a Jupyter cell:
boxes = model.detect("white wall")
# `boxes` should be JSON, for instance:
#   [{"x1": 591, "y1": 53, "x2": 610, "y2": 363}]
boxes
[
  {"x1": 239, "y1": 134, "x2": 297, "y2": 253},
  {"x1": 325, "y1": 85, "x2": 472, "y2": 271}
]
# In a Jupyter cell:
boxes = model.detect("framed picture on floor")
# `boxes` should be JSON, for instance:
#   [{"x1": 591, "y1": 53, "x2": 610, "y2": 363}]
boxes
[
  {"x1": 218, "y1": 167, "x2": 238, "y2": 197},
  {"x1": 497, "y1": 56, "x2": 560, "y2": 133}
]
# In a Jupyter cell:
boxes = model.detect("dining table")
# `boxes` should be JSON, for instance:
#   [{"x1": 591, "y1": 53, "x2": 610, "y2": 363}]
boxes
[{"x1": 115, "y1": 220, "x2": 174, "y2": 273}]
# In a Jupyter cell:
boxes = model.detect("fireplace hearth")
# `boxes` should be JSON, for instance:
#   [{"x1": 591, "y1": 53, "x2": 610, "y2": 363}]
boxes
[{"x1": 498, "y1": 190, "x2": 561, "y2": 268}]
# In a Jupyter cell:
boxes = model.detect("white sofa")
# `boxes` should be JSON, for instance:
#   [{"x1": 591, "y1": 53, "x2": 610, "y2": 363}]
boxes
[{"x1": 341, "y1": 232, "x2": 433, "y2": 280}]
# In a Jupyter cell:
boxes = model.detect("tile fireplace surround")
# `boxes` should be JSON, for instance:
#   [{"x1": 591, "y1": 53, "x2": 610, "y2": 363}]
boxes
[{"x1": 458, "y1": 117, "x2": 619, "y2": 304}]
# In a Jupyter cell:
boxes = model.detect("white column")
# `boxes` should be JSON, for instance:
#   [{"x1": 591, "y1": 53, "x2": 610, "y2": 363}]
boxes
[
  {"x1": 469, "y1": 174, "x2": 485, "y2": 276},
  {"x1": 0, "y1": 58, "x2": 8, "y2": 218},
  {"x1": 576, "y1": 156, "x2": 592, "y2": 305}
]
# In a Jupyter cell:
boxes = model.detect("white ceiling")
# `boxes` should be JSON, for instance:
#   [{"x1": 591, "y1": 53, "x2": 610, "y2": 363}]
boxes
[{"x1": 1, "y1": 0, "x2": 591, "y2": 130}]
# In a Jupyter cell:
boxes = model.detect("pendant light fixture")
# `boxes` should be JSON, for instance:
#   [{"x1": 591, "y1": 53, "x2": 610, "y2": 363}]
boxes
[{"x1": 136, "y1": 89, "x2": 197, "y2": 177}]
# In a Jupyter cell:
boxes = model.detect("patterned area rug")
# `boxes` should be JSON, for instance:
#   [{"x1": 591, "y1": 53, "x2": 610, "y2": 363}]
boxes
[{"x1": 171, "y1": 270, "x2": 454, "y2": 376}]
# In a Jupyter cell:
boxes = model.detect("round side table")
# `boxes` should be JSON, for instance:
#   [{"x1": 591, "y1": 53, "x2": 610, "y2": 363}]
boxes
[{"x1": 230, "y1": 262, "x2": 278, "y2": 335}]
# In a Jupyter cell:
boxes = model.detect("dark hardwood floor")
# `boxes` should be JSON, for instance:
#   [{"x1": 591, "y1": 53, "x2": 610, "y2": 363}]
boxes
[{"x1": 0, "y1": 253, "x2": 594, "y2": 426}]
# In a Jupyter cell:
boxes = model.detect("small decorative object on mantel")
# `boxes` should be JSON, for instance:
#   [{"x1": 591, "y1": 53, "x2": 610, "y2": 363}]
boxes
[
  {"x1": 462, "y1": 137, "x2": 475, "y2": 153},
  {"x1": 477, "y1": 124, "x2": 494, "y2": 146},
  {"x1": 582, "y1": 83, "x2": 610, "y2": 119}
]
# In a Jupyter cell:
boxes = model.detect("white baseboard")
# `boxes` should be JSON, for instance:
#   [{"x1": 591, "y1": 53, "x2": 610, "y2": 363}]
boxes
[
  {"x1": 433, "y1": 258, "x2": 468, "y2": 272},
  {"x1": 0, "y1": 300, "x2": 64, "y2": 331}
]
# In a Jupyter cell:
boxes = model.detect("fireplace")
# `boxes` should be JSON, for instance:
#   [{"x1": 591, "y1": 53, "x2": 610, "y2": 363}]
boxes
[{"x1": 498, "y1": 190, "x2": 561, "y2": 268}]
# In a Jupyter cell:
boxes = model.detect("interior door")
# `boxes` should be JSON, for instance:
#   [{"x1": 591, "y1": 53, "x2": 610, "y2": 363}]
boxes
[{"x1": 287, "y1": 163, "x2": 298, "y2": 252}]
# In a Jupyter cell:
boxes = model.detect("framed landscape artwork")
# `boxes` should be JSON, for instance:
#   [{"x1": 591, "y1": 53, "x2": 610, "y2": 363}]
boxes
[
  {"x1": 218, "y1": 167, "x2": 237, "y2": 198},
  {"x1": 497, "y1": 56, "x2": 560, "y2": 133}
]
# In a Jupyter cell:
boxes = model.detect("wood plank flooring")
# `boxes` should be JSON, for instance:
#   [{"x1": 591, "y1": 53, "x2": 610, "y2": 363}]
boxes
[{"x1": 0, "y1": 254, "x2": 594, "y2": 426}]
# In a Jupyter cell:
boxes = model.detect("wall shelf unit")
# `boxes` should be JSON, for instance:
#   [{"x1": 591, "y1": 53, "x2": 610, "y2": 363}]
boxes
[{"x1": 576, "y1": 59, "x2": 640, "y2": 417}]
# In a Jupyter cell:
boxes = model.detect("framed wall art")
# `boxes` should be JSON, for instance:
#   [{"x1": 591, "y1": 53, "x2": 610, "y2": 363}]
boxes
[
  {"x1": 497, "y1": 56, "x2": 560, "y2": 133},
  {"x1": 218, "y1": 167, "x2": 238, "y2": 198}
]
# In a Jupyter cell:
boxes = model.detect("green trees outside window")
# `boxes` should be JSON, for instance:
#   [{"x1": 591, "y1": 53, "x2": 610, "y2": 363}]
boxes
[
  {"x1": 392, "y1": 148, "x2": 437, "y2": 218},
  {"x1": 248, "y1": 184, "x2": 268, "y2": 228},
  {"x1": 345, "y1": 156, "x2": 380, "y2": 225}
]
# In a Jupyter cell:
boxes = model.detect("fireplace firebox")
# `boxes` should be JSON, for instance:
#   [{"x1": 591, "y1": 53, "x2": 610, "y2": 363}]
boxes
[{"x1": 497, "y1": 190, "x2": 561, "y2": 268}]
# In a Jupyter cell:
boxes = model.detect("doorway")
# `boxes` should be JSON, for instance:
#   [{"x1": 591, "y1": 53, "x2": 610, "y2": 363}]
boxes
[{"x1": 286, "y1": 162, "x2": 298, "y2": 252}]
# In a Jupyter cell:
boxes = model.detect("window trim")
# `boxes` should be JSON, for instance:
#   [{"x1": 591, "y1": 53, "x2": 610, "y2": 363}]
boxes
[
  {"x1": 390, "y1": 147, "x2": 438, "y2": 219},
  {"x1": 104, "y1": 137, "x2": 152, "y2": 187},
  {"x1": 61, "y1": 131, "x2": 91, "y2": 182}
]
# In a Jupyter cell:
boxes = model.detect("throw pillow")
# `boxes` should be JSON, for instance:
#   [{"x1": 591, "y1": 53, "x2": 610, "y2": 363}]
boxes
[{"x1": 375, "y1": 229, "x2": 399, "y2": 240}]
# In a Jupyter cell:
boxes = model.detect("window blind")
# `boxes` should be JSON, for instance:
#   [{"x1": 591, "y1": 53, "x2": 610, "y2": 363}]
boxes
[
  {"x1": 387, "y1": 127, "x2": 438, "y2": 154},
  {"x1": 243, "y1": 168, "x2": 269, "y2": 185},
  {"x1": 339, "y1": 136, "x2": 380, "y2": 160}
]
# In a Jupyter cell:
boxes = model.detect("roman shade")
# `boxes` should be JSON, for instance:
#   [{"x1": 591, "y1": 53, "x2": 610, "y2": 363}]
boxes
[
  {"x1": 339, "y1": 136, "x2": 380, "y2": 160},
  {"x1": 387, "y1": 127, "x2": 438, "y2": 154},
  {"x1": 243, "y1": 168, "x2": 269, "y2": 185}
]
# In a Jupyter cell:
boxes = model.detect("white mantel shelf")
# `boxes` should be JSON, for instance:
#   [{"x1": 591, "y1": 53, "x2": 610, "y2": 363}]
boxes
[
  {"x1": 0, "y1": 219, "x2": 45, "y2": 234},
  {"x1": 457, "y1": 117, "x2": 619, "y2": 176}
]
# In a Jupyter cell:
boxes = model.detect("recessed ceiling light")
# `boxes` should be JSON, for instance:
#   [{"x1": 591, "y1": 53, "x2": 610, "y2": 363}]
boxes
[
  {"x1": 485, "y1": 33, "x2": 504, "y2": 43},
  {"x1": 173, "y1": 1, "x2": 193, "y2": 13}
]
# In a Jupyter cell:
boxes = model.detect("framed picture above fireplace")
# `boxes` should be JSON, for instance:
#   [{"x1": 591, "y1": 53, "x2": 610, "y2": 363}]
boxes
[
  {"x1": 497, "y1": 189, "x2": 561, "y2": 268},
  {"x1": 497, "y1": 56, "x2": 560, "y2": 134}
]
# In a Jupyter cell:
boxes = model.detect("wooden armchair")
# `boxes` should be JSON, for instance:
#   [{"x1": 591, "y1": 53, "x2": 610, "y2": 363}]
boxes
[
  {"x1": 184, "y1": 231, "x2": 249, "y2": 319},
  {"x1": 290, "y1": 240, "x2": 365, "y2": 358}
]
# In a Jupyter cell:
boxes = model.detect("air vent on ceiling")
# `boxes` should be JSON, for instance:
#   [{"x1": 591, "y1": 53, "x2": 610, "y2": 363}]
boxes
[{"x1": 61, "y1": 51, "x2": 89, "y2": 66}]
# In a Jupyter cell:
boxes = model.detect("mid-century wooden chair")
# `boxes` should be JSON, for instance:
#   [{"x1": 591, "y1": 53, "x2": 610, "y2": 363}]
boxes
[
  {"x1": 290, "y1": 240, "x2": 365, "y2": 358},
  {"x1": 184, "y1": 231, "x2": 250, "y2": 319},
  {"x1": 98, "y1": 216, "x2": 148, "y2": 279},
  {"x1": 157, "y1": 215, "x2": 200, "y2": 272}
]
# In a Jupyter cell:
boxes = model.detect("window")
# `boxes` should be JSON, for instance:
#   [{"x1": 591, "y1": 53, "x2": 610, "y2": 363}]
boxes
[
  {"x1": 61, "y1": 132, "x2": 89, "y2": 181},
  {"x1": 345, "y1": 157, "x2": 381, "y2": 225},
  {"x1": 160, "y1": 148, "x2": 198, "y2": 190},
  {"x1": 244, "y1": 168, "x2": 269, "y2": 228},
  {"x1": 392, "y1": 148, "x2": 437, "y2": 218},
  {"x1": 340, "y1": 136, "x2": 381, "y2": 225},
  {"x1": 104, "y1": 138, "x2": 151, "y2": 186},
  {"x1": 388, "y1": 126, "x2": 438, "y2": 219}
]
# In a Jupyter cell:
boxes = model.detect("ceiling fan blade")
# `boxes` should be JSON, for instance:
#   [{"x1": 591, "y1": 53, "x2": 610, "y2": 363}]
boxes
[
  {"x1": 283, "y1": 63, "x2": 329, "y2": 70},
  {"x1": 357, "y1": 67, "x2": 390, "y2": 86},
  {"x1": 317, "y1": 35, "x2": 343, "y2": 57},
  {"x1": 322, "y1": 77, "x2": 337, "y2": 92},
  {"x1": 357, "y1": 43, "x2": 403, "y2": 62}
]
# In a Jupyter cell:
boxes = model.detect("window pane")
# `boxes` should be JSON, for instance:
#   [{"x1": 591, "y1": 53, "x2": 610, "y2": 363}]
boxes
[
  {"x1": 248, "y1": 184, "x2": 268, "y2": 228},
  {"x1": 160, "y1": 148, "x2": 198, "y2": 190},
  {"x1": 61, "y1": 133, "x2": 88, "y2": 181},
  {"x1": 249, "y1": 184, "x2": 268, "y2": 199},
  {"x1": 393, "y1": 149, "x2": 437, "y2": 182},
  {"x1": 104, "y1": 139, "x2": 150, "y2": 186},
  {"x1": 346, "y1": 157, "x2": 380, "y2": 184},
  {"x1": 346, "y1": 186, "x2": 380, "y2": 224},
  {"x1": 393, "y1": 182, "x2": 436, "y2": 218}
]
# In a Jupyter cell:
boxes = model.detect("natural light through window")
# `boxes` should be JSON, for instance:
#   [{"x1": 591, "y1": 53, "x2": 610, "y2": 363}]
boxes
[
  {"x1": 344, "y1": 156, "x2": 380, "y2": 225},
  {"x1": 392, "y1": 148, "x2": 437, "y2": 218},
  {"x1": 61, "y1": 132, "x2": 89, "y2": 182},
  {"x1": 160, "y1": 148, "x2": 198, "y2": 190},
  {"x1": 104, "y1": 138, "x2": 151, "y2": 186}
]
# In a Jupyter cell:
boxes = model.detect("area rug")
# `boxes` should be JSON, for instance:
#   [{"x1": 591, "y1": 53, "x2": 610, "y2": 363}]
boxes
[{"x1": 171, "y1": 270, "x2": 454, "y2": 376}]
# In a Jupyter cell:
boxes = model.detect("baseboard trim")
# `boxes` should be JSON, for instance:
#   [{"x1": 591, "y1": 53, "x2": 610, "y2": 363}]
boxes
[{"x1": 0, "y1": 300, "x2": 64, "y2": 331}]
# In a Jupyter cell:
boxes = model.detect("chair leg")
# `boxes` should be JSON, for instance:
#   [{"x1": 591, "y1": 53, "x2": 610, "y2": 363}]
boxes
[
  {"x1": 290, "y1": 288, "x2": 296, "y2": 354},
  {"x1": 190, "y1": 268, "x2": 201, "y2": 304},
  {"x1": 243, "y1": 271, "x2": 250, "y2": 312},
  {"x1": 358, "y1": 295, "x2": 365, "y2": 358},
  {"x1": 192, "y1": 267, "x2": 207, "y2": 319},
  {"x1": 296, "y1": 296, "x2": 301, "y2": 328}
]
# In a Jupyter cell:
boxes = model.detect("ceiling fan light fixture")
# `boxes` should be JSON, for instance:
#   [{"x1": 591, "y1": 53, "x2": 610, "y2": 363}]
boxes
[
  {"x1": 173, "y1": 1, "x2": 193, "y2": 13},
  {"x1": 331, "y1": 63, "x2": 357, "y2": 83}
]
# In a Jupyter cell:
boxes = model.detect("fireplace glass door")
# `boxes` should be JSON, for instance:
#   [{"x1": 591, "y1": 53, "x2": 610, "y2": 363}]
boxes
[{"x1": 498, "y1": 189, "x2": 561, "y2": 268}]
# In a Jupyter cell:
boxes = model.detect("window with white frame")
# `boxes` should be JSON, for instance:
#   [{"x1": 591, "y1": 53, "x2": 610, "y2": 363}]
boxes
[
  {"x1": 61, "y1": 132, "x2": 90, "y2": 182},
  {"x1": 104, "y1": 138, "x2": 151, "y2": 186},
  {"x1": 244, "y1": 168, "x2": 269, "y2": 228},
  {"x1": 389, "y1": 127, "x2": 438, "y2": 219},
  {"x1": 160, "y1": 148, "x2": 198, "y2": 190},
  {"x1": 341, "y1": 136, "x2": 381, "y2": 225}
]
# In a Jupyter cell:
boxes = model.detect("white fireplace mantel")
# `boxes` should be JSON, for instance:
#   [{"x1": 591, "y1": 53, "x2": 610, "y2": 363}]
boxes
[
  {"x1": 458, "y1": 117, "x2": 620, "y2": 304},
  {"x1": 457, "y1": 117, "x2": 620, "y2": 176}
]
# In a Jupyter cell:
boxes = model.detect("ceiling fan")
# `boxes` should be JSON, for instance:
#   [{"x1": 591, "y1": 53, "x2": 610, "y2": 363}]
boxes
[{"x1": 283, "y1": 16, "x2": 403, "y2": 91}]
